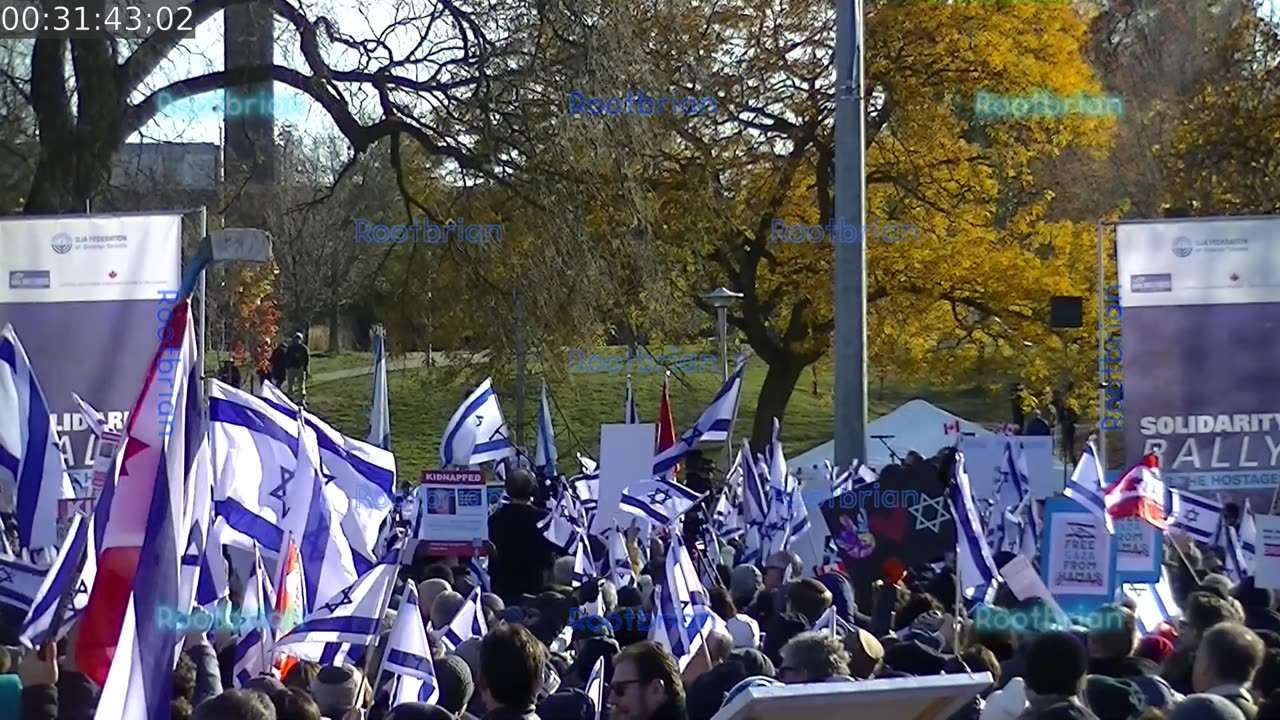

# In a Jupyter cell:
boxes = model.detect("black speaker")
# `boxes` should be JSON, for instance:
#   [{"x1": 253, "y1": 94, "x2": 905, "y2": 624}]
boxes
[{"x1": 1050, "y1": 296, "x2": 1083, "y2": 328}]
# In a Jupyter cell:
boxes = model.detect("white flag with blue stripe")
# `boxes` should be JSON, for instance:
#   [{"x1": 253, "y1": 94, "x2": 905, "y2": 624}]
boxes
[
  {"x1": 232, "y1": 546, "x2": 276, "y2": 687},
  {"x1": 1241, "y1": 500, "x2": 1257, "y2": 566},
  {"x1": 1122, "y1": 569, "x2": 1182, "y2": 634},
  {"x1": 1166, "y1": 488, "x2": 1222, "y2": 543},
  {"x1": 273, "y1": 561, "x2": 397, "y2": 654},
  {"x1": 539, "y1": 489, "x2": 585, "y2": 554},
  {"x1": 1064, "y1": 442, "x2": 1112, "y2": 532},
  {"x1": 947, "y1": 452, "x2": 1002, "y2": 605},
  {"x1": 650, "y1": 533, "x2": 723, "y2": 671},
  {"x1": 440, "y1": 586, "x2": 487, "y2": 651},
  {"x1": 606, "y1": 527, "x2": 635, "y2": 588},
  {"x1": 535, "y1": 380, "x2": 558, "y2": 474},
  {"x1": 441, "y1": 378, "x2": 516, "y2": 466},
  {"x1": 381, "y1": 581, "x2": 440, "y2": 706},
  {"x1": 0, "y1": 325, "x2": 76, "y2": 550},
  {"x1": 19, "y1": 512, "x2": 91, "y2": 648},
  {"x1": 257, "y1": 381, "x2": 397, "y2": 565},
  {"x1": 621, "y1": 478, "x2": 704, "y2": 528},
  {"x1": 0, "y1": 553, "x2": 47, "y2": 612},
  {"x1": 368, "y1": 325, "x2": 391, "y2": 450},
  {"x1": 652, "y1": 357, "x2": 746, "y2": 476}
]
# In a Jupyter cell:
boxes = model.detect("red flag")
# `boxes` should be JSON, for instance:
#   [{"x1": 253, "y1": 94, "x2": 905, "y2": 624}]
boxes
[
  {"x1": 77, "y1": 299, "x2": 197, "y2": 686},
  {"x1": 657, "y1": 373, "x2": 677, "y2": 477},
  {"x1": 1103, "y1": 454, "x2": 1167, "y2": 530}
]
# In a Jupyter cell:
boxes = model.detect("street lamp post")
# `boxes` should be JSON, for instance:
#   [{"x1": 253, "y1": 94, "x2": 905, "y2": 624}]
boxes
[
  {"x1": 703, "y1": 287, "x2": 743, "y2": 383},
  {"x1": 702, "y1": 286, "x2": 743, "y2": 476},
  {"x1": 177, "y1": 226, "x2": 274, "y2": 380}
]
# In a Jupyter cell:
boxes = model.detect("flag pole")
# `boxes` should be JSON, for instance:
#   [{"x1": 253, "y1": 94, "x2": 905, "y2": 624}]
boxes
[{"x1": 362, "y1": 546, "x2": 406, "y2": 694}]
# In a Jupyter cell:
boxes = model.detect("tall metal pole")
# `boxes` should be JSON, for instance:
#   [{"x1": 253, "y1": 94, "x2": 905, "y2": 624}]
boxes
[
  {"x1": 199, "y1": 206, "x2": 208, "y2": 380},
  {"x1": 717, "y1": 306, "x2": 729, "y2": 383},
  {"x1": 514, "y1": 289, "x2": 527, "y2": 448},
  {"x1": 1095, "y1": 221, "x2": 1107, "y2": 471},
  {"x1": 833, "y1": 0, "x2": 868, "y2": 469}
]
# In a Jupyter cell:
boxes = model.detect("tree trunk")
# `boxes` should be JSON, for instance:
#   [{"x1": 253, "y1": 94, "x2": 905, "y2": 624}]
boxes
[
  {"x1": 329, "y1": 302, "x2": 342, "y2": 352},
  {"x1": 749, "y1": 357, "x2": 804, "y2": 453}
]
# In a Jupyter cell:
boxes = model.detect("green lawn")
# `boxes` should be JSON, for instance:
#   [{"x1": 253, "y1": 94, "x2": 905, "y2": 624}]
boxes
[
  {"x1": 304, "y1": 349, "x2": 1012, "y2": 484},
  {"x1": 205, "y1": 350, "x2": 373, "y2": 377}
]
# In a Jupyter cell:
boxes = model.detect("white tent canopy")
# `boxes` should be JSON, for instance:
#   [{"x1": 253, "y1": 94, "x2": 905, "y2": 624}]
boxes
[{"x1": 789, "y1": 398, "x2": 992, "y2": 476}]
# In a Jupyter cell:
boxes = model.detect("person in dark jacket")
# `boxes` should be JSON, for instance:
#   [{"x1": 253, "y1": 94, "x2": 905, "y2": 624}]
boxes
[
  {"x1": 1193, "y1": 622, "x2": 1265, "y2": 720},
  {"x1": 215, "y1": 360, "x2": 241, "y2": 389},
  {"x1": 19, "y1": 643, "x2": 59, "y2": 720},
  {"x1": 1086, "y1": 605, "x2": 1178, "y2": 711},
  {"x1": 479, "y1": 624, "x2": 548, "y2": 720},
  {"x1": 487, "y1": 470, "x2": 558, "y2": 607},
  {"x1": 285, "y1": 333, "x2": 309, "y2": 401},
  {"x1": 1235, "y1": 579, "x2": 1280, "y2": 635},
  {"x1": 269, "y1": 342, "x2": 288, "y2": 385}
]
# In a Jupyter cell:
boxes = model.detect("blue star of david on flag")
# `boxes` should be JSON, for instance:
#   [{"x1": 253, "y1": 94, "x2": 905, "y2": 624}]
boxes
[
  {"x1": 320, "y1": 586, "x2": 355, "y2": 615},
  {"x1": 0, "y1": 567, "x2": 11, "y2": 585},
  {"x1": 647, "y1": 488, "x2": 672, "y2": 506},
  {"x1": 270, "y1": 466, "x2": 295, "y2": 517}
]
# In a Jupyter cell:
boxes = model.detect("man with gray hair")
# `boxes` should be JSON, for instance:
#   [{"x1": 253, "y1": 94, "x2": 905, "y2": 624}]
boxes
[
  {"x1": 777, "y1": 632, "x2": 850, "y2": 684},
  {"x1": 730, "y1": 565, "x2": 763, "y2": 611},
  {"x1": 430, "y1": 590, "x2": 466, "y2": 630},
  {"x1": 552, "y1": 555, "x2": 577, "y2": 587}
]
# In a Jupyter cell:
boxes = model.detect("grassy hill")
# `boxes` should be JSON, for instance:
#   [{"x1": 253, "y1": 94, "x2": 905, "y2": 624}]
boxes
[{"x1": 298, "y1": 349, "x2": 1013, "y2": 482}]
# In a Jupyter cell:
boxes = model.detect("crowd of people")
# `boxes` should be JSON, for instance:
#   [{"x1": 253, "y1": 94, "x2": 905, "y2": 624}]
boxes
[{"x1": 1, "y1": 466, "x2": 1277, "y2": 720}]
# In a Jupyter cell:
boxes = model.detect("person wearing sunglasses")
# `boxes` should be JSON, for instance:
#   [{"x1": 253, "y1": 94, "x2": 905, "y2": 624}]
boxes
[{"x1": 608, "y1": 641, "x2": 687, "y2": 720}]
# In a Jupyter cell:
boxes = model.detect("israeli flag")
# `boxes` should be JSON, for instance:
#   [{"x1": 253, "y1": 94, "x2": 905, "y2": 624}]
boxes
[
  {"x1": 1122, "y1": 569, "x2": 1181, "y2": 634},
  {"x1": 0, "y1": 555, "x2": 45, "y2": 611},
  {"x1": 621, "y1": 478, "x2": 704, "y2": 527},
  {"x1": 539, "y1": 489, "x2": 585, "y2": 554},
  {"x1": 606, "y1": 527, "x2": 635, "y2": 588},
  {"x1": 1166, "y1": 488, "x2": 1222, "y2": 543},
  {"x1": 381, "y1": 582, "x2": 440, "y2": 706},
  {"x1": 1064, "y1": 442, "x2": 1111, "y2": 532},
  {"x1": 586, "y1": 657, "x2": 606, "y2": 720},
  {"x1": 653, "y1": 357, "x2": 746, "y2": 476},
  {"x1": 0, "y1": 325, "x2": 76, "y2": 550},
  {"x1": 273, "y1": 562, "x2": 397, "y2": 655},
  {"x1": 19, "y1": 512, "x2": 91, "y2": 648},
  {"x1": 258, "y1": 381, "x2": 395, "y2": 564},
  {"x1": 440, "y1": 586, "x2": 488, "y2": 651},
  {"x1": 441, "y1": 378, "x2": 516, "y2": 466},
  {"x1": 1241, "y1": 500, "x2": 1257, "y2": 565},
  {"x1": 947, "y1": 452, "x2": 1002, "y2": 605},
  {"x1": 368, "y1": 325, "x2": 391, "y2": 450},
  {"x1": 535, "y1": 380, "x2": 558, "y2": 474},
  {"x1": 233, "y1": 546, "x2": 276, "y2": 687}
]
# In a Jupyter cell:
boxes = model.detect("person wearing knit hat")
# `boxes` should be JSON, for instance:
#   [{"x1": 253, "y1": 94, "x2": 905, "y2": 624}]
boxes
[
  {"x1": 841, "y1": 626, "x2": 885, "y2": 679},
  {"x1": 538, "y1": 687, "x2": 595, "y2": 720},
  {"x1": 384, "y1": 703, "x2": 458, "y2": 720},
  {"x1": 436, "y1": 654, "x2": 477, "y2": 719},
  {"x1": 310, "y1": 664, "x2": 364, "y2": 719},
  {"x1": 1083, "y1": 676, "x2": 1144, "y2": 720},
  {"x1": 1135, "y1": 635, "x2": 1174, "y2": 665},
  {"x1": 883, "y1": 637, "x2": 947, "y2": 677},
  {"x1": 1166, "y1": 694, "x2": 1247, "y2": 720}
]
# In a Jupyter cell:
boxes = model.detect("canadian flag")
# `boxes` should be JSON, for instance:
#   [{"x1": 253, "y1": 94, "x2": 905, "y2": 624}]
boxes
[
  {"x1": 943, "y1": 420, "x2": 961, "y2": 435},
  {"x1": 1104, "y1": 455, "x2": 1167, "y2": 530}
]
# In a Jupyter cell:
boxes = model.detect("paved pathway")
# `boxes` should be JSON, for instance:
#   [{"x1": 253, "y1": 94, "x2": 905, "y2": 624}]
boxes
[{"x1": 309, "y1": 350, "x2": 487, "y2": 384}]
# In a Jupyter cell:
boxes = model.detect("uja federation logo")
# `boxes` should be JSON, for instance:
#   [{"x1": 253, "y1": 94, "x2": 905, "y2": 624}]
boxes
[
  {"x1": 1172, "y1": 237, "x2": 1193, "y2": 258},
  {"x1": 51, "y1": 233, "x2": 73, "y2": 254}
]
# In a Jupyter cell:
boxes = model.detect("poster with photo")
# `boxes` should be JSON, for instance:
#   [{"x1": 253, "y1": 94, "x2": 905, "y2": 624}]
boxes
[{"x1": 417, "y1": 470, "x2": 488, "y2": 555}]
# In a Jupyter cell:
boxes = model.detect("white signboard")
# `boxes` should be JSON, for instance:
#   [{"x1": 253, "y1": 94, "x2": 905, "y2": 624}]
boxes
[
  {"x1": 1254, "y1": 515, "x2": 1280, "y2": 590},
  {"x1": 592, "y1": 424, "x2": 657, "y2": 534},
  {"x1": 960, "y1": 435, "x2": 1057, "y2": 499},
  {"x1": 0, "y1": 214, "x2": 182, "y2": 303}
]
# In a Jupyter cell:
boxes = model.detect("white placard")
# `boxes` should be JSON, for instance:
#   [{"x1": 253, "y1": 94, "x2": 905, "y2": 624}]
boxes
[
  {"x1": 1254, "y1": 515, "x2": 1280, "y2": 589},
  {"x1": 960, "y1": 435, "x2": 1057, "y2": 499},
  {"x1": 592, "y1": 424, "x2": 657, "y2": 534}
]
